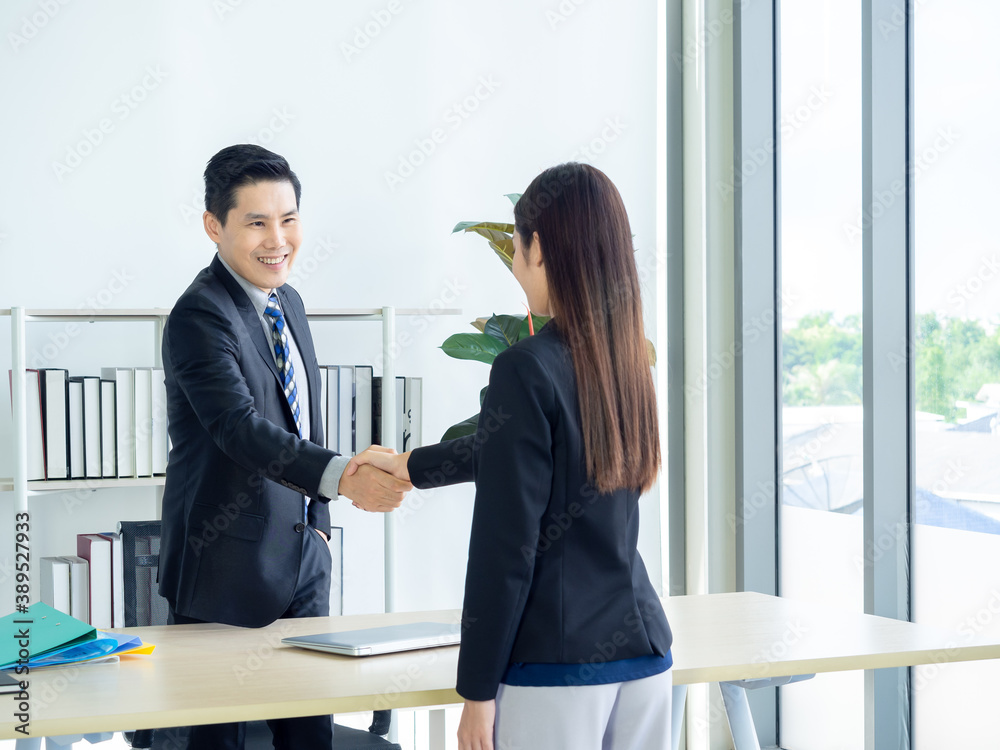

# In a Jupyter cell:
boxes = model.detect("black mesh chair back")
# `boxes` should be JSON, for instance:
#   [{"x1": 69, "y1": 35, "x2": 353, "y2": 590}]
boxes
[{"x1": 118, "y1": 520, "x2": 170, "y2": 628}]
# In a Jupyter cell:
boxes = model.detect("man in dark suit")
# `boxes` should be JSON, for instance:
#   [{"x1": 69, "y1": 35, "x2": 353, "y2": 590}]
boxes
[{"x1": 159, "y1": 144, "x2": 411, "y2": 750}]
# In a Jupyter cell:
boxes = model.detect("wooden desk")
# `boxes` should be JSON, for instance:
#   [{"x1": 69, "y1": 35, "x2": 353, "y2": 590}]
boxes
[{"x1": 2, "y1": 592, "x2": 998, "y2": 742}]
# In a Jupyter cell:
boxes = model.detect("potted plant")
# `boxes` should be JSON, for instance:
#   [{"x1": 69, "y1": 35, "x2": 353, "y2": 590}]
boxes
[{"x1": 439, "y1": 194, "x2": 655, "y2": 440}]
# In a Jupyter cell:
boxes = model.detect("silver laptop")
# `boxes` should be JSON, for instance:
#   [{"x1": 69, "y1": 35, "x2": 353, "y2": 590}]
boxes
[{"x1": 282, "y1": 621, "x2": 462, "y2": 657}]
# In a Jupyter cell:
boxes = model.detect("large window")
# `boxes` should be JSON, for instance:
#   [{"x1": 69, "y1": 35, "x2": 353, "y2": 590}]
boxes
[
  {"x1": 912, "y1": 1, "x2": 1000, "y2": 746},
  {"x1": 777, "y1": 2, "x2": 865, "y2": 747}
]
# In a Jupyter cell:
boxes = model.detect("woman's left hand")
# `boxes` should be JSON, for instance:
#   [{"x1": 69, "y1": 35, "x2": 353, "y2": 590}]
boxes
[{"x1": 457, "y1": 698, "x2": 496, "y2": 750}]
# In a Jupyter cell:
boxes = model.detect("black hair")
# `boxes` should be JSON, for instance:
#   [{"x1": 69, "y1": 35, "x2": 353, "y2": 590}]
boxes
[{"x1": 204, "y1": 144, "x2": 301, "y2": 226}]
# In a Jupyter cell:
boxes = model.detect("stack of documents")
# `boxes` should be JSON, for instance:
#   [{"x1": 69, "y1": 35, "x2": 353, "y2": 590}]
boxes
[{"x1": 0, "y1": 602, "x2": 154, "y2": 670}]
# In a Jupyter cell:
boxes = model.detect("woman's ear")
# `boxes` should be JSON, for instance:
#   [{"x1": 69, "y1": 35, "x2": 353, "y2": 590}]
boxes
[{"x1": 531, "y1": 231, "x2": 544, "y2": 267}]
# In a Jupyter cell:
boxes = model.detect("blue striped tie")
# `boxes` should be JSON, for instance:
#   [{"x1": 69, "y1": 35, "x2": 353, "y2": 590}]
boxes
[{"x1": 263, "y1": 294, "x2": 302, "y2": 437}]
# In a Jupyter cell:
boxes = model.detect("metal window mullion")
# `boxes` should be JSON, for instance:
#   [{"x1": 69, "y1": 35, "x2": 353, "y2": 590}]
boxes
[
  {"x1": 733, "y1": 0, "x2": 780, "y2": 744},
  {"x1": 862, "y1": 1, "x2": 913, "y2": 749},
  {"x1": 666, "y1": 0, "x2": 687, "y2": 599}
]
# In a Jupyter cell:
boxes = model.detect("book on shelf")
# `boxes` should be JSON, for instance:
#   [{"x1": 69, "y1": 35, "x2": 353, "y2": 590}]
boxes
[
  {"x1": 134, "y1": 368, "x2": 153, "y2": 478},
  {"x1": 101, "y1": 367, "x2": 134, "y2": 478},
  {"x1": 339, "y1": 365, "x2": 355, "y2": 457},
  {"x1": 76, "y1": 534, "x2": 112, "y2": 629},
  {"x1": 98, "y1": 531, "x2": 125, "y2": 628},
  {"x1": 100, "y1": 379, "x2": 117, "y2": 478},
  {"x1": 318, "y1": 366, "x2": 329, "y2": 448},
  {"x1": 326, "y1": 366, "x2": 340, "y2": 453},
  {"x1": 76, "y1": 376, "x2": 103, "y2": 479},
  {"x1": 40, "y1": 368, "x2": 70, "y2": 480},
  {"x1": 67, "y1": 377, "x2": 85, "y2": 479},
  {"x1": 372, "y1": 376, "x2": 407, "y2": 452},
  {"x1": 8, "y1": 369, "x2": 46, "y2": 480},
  {"x1": 151, "y1": 368, "x2": 169, "y2": 475},
  {"x1": 0, "y1": 674, "x2": 23, "y2": 695},
  {"x1": 355, "y1": 366, "x2": 374, "y2": 452},
  {"x1": 40, "y1": 556, "x2": 71, "y2": 614},
  {"x1": 404, "y1": 377, "x2": 422, "y2": 451},
  {"x1": 59, "y1": 555, "x2": 91, "y2": 624}
]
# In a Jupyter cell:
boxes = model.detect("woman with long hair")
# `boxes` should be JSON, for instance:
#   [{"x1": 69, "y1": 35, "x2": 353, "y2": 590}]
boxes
[{"x1": 348, "y1": 163, "x2": 672, "y2": 748}]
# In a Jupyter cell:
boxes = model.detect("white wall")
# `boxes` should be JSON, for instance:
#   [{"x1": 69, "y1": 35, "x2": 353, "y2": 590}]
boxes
[{"x1": 0, "y1": 0, "x2": 662, "y2": 613}]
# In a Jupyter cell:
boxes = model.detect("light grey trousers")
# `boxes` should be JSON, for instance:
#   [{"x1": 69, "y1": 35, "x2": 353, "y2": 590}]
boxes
[{"x1": 494, "y1": 668, "x2": 673, "y2": 750}]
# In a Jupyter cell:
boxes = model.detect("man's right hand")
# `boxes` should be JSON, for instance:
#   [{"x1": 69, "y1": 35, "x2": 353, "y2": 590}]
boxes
[{"x1": 338, "y1": 449, "x2": 412, "y2": 512}]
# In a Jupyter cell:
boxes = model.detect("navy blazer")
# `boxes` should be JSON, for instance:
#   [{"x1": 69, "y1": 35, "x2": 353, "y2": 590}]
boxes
[
  {"x1": 408, "y1": 321, "x2": 672, "y2": 700},
  {"x1": 158, "y1": 255, "x2": 335, "y2": 627}
]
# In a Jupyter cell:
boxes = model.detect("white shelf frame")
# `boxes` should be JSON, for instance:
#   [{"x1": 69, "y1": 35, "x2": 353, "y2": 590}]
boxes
[{"x1": 3, "y1": 305, "x2": 461, "y2": 614}]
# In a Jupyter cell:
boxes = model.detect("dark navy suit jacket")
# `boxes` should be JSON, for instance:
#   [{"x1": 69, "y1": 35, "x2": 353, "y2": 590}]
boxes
[
  {"x1": 407, "y1": 321, "x2": 672, "y2": 700},
  {"x1": 158, "y1": 255, "x2": 334, "y2": 627}
]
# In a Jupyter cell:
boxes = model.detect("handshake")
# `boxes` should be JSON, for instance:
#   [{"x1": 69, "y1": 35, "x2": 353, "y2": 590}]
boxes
[{"x1": 337, "y1": 445, "x2": 413, "y2": 513}]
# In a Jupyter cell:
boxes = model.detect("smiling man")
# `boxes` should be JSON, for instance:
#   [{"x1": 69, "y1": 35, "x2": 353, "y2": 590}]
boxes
[{"x1": 158, "y1": 144, "x2": 410, "y2": 750}]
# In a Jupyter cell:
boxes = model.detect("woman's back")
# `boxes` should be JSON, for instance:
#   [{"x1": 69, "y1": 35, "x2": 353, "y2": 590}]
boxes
[{"x1": 457, "y1": 319, "x2": 672, "y2": 699}]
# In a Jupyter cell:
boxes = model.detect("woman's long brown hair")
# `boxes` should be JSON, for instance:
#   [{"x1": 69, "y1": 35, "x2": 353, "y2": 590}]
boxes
[{"x1": 514, "y1": 163, "x2": 660, "y2": 494}]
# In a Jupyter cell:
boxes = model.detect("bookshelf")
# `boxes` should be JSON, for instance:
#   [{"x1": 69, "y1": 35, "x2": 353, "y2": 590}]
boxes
[{"x1": 3, "y1": 305, "x2": 460, "y2": 613}]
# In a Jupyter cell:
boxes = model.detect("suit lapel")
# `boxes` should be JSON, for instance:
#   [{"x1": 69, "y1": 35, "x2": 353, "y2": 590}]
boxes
[{"x1": 210, "y1": 256, "x2": 282, "y2": 383}]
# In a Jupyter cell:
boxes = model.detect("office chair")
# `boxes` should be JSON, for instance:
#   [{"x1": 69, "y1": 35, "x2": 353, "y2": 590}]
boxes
[{"x1": 117, "y1": 521, "x2": 399, "y2": 750}]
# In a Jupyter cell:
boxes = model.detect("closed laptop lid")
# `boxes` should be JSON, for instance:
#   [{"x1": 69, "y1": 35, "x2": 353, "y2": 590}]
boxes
[{"x1": 282, "y1": 621, "x2": 461, "y2": 657}]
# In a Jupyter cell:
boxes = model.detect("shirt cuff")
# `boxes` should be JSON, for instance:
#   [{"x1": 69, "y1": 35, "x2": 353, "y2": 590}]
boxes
[{"x1": 318, "y1": 455, "x2": 351, "y2": 501}]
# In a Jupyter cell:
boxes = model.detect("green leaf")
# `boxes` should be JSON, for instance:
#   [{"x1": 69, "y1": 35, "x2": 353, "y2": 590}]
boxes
[
  {"x1": 483, "y1": 314, "x2": 523, "y2": 347},
  {"x1": 479, "y1": 385, "x2": 489, "y2": 407},
  {"x1": 442, "y1": 414, "x2": 479, "y2": 441},
  {"x1": 505, "y1": 193, "x2": 522, "y2": 205},
  {"x1": 452, "y1": 221, "x2": 515, "y2": 234},
  {"x1": 453, "y1": 222, "x2": 515, "y2": 271},
  {"x1": 440, "y1": 333, "x2": 507, "y2": 365}
]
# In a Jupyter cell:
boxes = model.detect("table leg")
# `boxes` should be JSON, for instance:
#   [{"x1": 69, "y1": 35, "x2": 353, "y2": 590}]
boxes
[
  {"x1": 718, "y1": 682, "x2": 762, "y2": 750},
  {"x1": 428, "y1": 708, "x2": 447, "y2": 750},
  {"x1": 671, "y1": 684, "x2": 687, "y2": 750},
  {"x1": 387, "y1": 710, "x2": 398, "y2": 743}
]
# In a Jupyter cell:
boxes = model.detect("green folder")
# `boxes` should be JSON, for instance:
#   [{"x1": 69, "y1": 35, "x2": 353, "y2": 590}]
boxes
[{"x1": 0, "y1": 602, "x2": 96, "y2": 669}]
